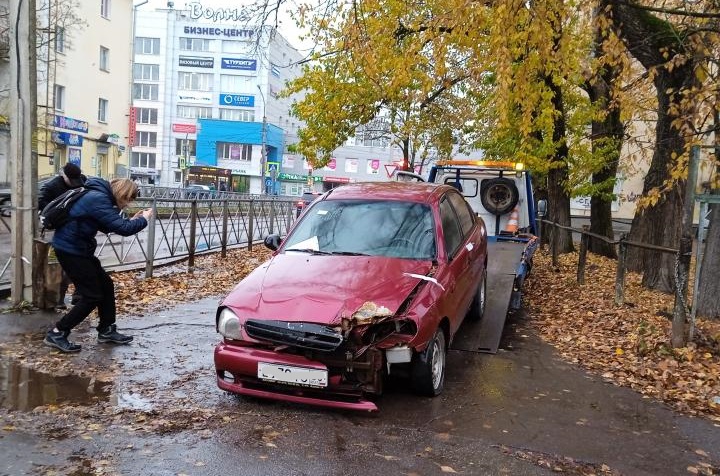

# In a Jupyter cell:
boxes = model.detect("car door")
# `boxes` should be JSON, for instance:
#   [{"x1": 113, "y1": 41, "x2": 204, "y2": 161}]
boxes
[
  {"x1": 447, "y1": 191, "x2": 485, "y2": 307},
  {"x1": 438, "y1": 193, "x2": 476, "y2": 334}
]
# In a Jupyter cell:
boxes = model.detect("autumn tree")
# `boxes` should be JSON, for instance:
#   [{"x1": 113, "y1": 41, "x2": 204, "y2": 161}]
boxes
[{"x1": 603, "y1": 0, "x2": 719, "y2": 293}]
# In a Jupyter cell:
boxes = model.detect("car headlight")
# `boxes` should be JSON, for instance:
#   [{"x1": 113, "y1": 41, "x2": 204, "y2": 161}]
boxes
[{"x1": 217, "y1": 307, "x2": 243, "y2": 340}]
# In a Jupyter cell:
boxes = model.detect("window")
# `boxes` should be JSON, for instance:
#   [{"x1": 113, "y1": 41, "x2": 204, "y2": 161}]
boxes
[
  {"x1": 179, "y1": 37, "x2": 211, "y2": 52},
  {"x1": 135, "y1": 37, "x2": 160, "y2": 55},
  {"x1": 135, "y1": 131, "x2": 157, "y2": 147},
  {"x1": 439, "y1": 197, "x2": 463, "y2": 258},
  {"x1": 447, "y1": 192, "x2": 476, "y2": 237},
  {"x1": 131, "y1": 152, "x2": 156, "y2": 168},
  {"x1": 174, "y1": 171, "x2": 182, "y2": 183},
  {"x1": 220, "y1": 74, "x2": 251, "y2": 92},
  {"x1": 99, "y1": 46, "x2": 109, "y2": 71},
  {"x1": 221, "y1": 40, "x2": 251, "y2": 53},
  {"x1": 136, "y1": 107, "x2": 158, "y2": 124},
  {"x1": 133, "y1": 63, "x2": 159, "y2": 81},
  {"x1": 176, "y1": 105, "x2": 212, "y2": 119},
  {"x1": 356, "y1": 120, "x2": 390, "y2": 147},
  {"x1": 55, "y1": 27, "x2": 65, "y2": 53},
  {"x1": 101, "y1": 0, "x2": 111, "y2": 18},
  {"x1": 98, "y1": 98, "x2": 108, "y2": 122},
  {"x1": 175, "y1": 138, "x2": 196, "y2": 157},
  {"x1": 219, "y1": 108, "x2": 254, "y2": 122},
  {"x1": 54, "y1": 84, "x2": 65, "y2": 110},
  {"x1": 178, "y1": 72, "x2": 213, "y2": 91},
  {"x1": 133, "y1": 83, "x2": 158, "y2": 100},
  {"x1": 217, "y1": 142, "x2": 252, "y2": 161}
]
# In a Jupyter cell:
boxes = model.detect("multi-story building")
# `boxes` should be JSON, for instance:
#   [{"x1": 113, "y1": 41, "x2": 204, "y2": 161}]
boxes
[
  {"x1": 0, "y1": 0, "x2": 133, "y2": 183},
  {"x1": 131, "y1": 6, "x2": 301, "y2": 193}
]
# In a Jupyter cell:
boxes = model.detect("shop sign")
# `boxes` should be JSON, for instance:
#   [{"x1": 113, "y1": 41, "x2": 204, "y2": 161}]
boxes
[
  {"x1": 278, "y1": 173, "x2": 323, "y2": 182},
  {"x1": 178, "y1": 92, "x2": 213, "y2": 103},
  {"x1": 51, "y1": 131, "x2": 83, "y2": 146},
  {"x1": 68, "y1": 147, "x2": 82, "y2": 167},
  {"x1": 221, "y1": 58, "x2": 256, "y2": 70},
  {"x1": 53, "y1": 114, "x2": 88, "y2": 133},
  {"x1": 179, "y1": 56, "x2": 214, "y2": 68},
  {"x1": 219, "y1": 93, "x2": 254, "y2": 107},
  {"x1": 173, "y1": 123, "x2": 197, "y2": 134},
  {"x1": 324, "y1": 176, "x2": 351, "y2": 183}
]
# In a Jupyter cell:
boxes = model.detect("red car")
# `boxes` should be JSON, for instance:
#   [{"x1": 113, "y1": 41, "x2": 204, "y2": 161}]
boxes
[{"x1": 214, "y1": 181, "x2": 488, "y2": 412}]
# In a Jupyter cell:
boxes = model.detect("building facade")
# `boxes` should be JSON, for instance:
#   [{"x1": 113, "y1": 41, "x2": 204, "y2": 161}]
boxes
[{"x1": 0, "y1": 0, "x2": 133, "y2": 183}]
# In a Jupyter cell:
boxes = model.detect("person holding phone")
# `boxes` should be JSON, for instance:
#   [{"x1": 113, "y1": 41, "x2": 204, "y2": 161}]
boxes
[{"x1": 44, "y1": 177, "x2": 153, "y2": 353}]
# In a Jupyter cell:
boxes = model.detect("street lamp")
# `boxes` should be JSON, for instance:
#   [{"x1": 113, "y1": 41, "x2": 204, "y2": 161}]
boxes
[{"x1": 257, "y1": 84, "x2": 268, "y2": 194}]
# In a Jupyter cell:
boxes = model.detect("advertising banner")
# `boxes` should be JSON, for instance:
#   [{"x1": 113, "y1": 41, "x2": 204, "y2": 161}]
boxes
[
  {"x1": 179, "y1": 56, "x2": 214, "y2": 68},
  {"x1": 221, "y1": 58, "x2": 256, "y2": 70},
  {"x1": 219, "y1": 93, "x2": 254, "y2": 107}
]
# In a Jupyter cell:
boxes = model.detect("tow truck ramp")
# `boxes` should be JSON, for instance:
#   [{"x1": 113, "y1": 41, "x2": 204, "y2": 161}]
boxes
[{"x1": 452, "y1": 240, "x2": 531, "y2": 354}]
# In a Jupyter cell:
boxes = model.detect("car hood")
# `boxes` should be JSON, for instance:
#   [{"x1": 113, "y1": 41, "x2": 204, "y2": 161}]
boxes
[{"x1": 222, "y1": 253, "x2": 434, "y2": 325}]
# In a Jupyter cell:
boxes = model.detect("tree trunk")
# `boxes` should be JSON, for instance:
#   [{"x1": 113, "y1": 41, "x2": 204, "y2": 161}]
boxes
[
  {"x1": 547, "y1": 78, "x2": 574, "y2": 253},
  {"x1": 587, "y1": 85, "x2": 621, "y2": 258},
  {"x1": 608, "y1": 2, "x2": 694, "y2": 293},
  {"x1": 625, "y1": 69, "x2": 688, "y2": 293}
]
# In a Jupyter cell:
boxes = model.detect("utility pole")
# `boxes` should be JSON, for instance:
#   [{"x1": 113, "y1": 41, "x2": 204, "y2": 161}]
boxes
[
  {"x1": 257, "y1": 84, "x2": 268, "y2": 194},
  {"x1": 10, "y1": 0, "x2": 38, "y2": 305}
]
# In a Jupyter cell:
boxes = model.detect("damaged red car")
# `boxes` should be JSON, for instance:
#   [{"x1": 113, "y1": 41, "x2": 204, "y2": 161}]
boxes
[{"x1": 214, "y1": 181, "x2": 488, "y2": 412}]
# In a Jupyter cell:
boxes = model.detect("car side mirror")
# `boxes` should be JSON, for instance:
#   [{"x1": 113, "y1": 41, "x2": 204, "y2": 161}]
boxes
[
  {"x1": 264, "y1": 234, "x2": 282, "y2": 251},
  {"x1": 537, "y1": 199, "x2": 548, "y2": 218}
]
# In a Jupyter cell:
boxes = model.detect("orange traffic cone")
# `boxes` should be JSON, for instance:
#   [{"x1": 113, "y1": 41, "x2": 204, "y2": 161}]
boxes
[{"x1": 505, "y1": 206, "x2": 519, "y2": 233}]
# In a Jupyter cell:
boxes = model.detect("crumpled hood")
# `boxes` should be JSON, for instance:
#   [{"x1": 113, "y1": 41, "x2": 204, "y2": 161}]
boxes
[{"x1": 222, "y1": 253, "x2": 434, "y2": 324}]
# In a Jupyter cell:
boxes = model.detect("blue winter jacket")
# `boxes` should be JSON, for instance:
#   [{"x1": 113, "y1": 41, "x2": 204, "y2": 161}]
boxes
[{"x1": 52, "y1": 177, "x2": 148, "y2": 257}]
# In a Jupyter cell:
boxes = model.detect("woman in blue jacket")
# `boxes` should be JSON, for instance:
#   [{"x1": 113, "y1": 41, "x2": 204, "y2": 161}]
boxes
[{"x1": 44, "y1": 177, "x2": 153, "y2": 353}]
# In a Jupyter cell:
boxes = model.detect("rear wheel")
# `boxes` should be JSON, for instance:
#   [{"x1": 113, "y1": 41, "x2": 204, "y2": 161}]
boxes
[
  {"x1": 411, "y1": 328, "x2": 446, "y2": 397},
  {"x1": 467, "y1": 268, "x2": 487, "y2": 321}
]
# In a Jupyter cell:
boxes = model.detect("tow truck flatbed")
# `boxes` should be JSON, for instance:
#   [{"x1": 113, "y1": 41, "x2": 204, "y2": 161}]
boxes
[{"x1": 452, "y1": 238, "x2": 537, "y2": 354}]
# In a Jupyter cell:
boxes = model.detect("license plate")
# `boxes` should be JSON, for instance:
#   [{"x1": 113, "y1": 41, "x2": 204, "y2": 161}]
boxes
[{"x1": 257, "y1": 362, "x2": 328, "y2": 388}]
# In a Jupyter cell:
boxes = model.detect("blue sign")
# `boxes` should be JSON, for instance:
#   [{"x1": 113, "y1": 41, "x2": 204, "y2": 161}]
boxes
[
  {"x1": 68, "y1": 147, "x2": 82, "y2": 167},
  {"x1": 219, "y1": 93, "x2": 255, "y2": 107},
  {"x1": 52, "y1": 131, "x2": 84, "y2": 146},
  {"x1": 221, "y1": 58, "x2": 257, "y2": 71},
  {"x1": 53, "y1": 114, "x2": 89, "y2": 133}
]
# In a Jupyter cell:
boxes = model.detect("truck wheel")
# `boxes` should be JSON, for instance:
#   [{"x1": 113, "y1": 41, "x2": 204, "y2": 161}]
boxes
[
  {"x1": 467, "y1": 268, "x2": 487, "y2": 321},
  {"x1": 480, "y1": 178, "x2": 519, "y2": 216},
  {"x1": 411, "y1": 328, "x2": 446, "y2": 397}
]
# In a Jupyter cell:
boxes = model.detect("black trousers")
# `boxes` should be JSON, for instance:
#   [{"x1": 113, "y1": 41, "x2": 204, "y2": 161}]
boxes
[{"x1": 54, "y1": 249, "x2": 116, "y2": 333}]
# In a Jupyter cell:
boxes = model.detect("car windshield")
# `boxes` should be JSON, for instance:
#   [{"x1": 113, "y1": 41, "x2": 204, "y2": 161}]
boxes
[{"x1": 283, "y1": 200, "x2": 436, "y2": 259}]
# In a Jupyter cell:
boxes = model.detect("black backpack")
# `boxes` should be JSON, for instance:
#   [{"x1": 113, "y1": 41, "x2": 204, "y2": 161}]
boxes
[{"x1": 40, "y1": 187, "x2": 89, "y2": 231}]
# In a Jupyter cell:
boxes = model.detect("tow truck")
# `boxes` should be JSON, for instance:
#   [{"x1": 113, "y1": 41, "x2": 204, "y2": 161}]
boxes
[{"x1": 396, "y1": 160, "x2": 543, "y2": 353}]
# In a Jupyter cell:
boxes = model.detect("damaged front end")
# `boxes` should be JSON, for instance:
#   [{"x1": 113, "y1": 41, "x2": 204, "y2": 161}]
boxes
[{"x1": 215, "y1": 273, "x2": 437, "y2": 411}]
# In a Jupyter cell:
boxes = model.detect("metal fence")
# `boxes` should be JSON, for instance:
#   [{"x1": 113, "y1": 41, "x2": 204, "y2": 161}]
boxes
[{"x1": 0, "y1": 196, "x2": 297, "y2": 288}]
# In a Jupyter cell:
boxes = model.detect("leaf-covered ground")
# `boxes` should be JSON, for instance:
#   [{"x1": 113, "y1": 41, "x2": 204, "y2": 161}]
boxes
[{"x1": 525, "y1": 250, "x2": 720, "y2": 423}]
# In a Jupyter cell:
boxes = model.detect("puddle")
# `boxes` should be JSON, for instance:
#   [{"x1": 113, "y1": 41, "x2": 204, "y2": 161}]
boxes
[
  {"x1": 111, "y1": 392, "x2": 154, "y2": 411},
  {"x1": 0, "y1": 358, "x2": 110, "y2": 411}
]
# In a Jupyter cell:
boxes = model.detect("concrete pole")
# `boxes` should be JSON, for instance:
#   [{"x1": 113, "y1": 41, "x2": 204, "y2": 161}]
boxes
[
  {"x1": 10, "y1": 0, "x2": 38, "y2": 305},
  {"x1": 257, "y1": 84, "x2": 267, "y2": 194}
]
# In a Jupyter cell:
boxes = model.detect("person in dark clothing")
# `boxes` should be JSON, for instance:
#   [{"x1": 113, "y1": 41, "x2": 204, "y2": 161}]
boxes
[
  {"x1": 38, "y1": 162, "x2": 86, "y2": 209},
  {"x1": 44, "y1": 178, "x2": 153, "y2": 353},
  {"x1": 39, "y1": 163, "x2": 87, "y2": 309}
]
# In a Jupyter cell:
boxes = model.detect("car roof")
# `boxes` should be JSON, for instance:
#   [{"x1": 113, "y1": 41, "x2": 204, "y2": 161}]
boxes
[{"x1": 323, "y1": 181, "x2": 449, "y2": 203}]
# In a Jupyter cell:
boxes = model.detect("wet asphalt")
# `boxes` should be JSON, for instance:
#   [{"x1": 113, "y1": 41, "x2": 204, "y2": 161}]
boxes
[{"x1": 0, "y1": 298, "x2": 719, "y2": 475}]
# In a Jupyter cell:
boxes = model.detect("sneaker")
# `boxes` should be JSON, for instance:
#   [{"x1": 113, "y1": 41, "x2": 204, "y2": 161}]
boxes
[
  {"x1": 97, "y1": 324, "x2": 133, "y2": 344},
  {"x1": 43, "y1": 330, "x2": 81, "y2": 353}
]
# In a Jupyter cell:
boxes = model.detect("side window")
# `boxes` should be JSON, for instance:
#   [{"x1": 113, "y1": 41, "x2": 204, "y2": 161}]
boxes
[
  {"x1": 439, "y1": 198, "x2": 463, "y2": 258},
  {"x1": 447, "y1": 192, "x2": 476, "y2": 238}
]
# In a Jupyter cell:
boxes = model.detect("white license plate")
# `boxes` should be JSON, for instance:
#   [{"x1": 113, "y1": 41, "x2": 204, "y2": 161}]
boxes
[{"x1": 257, "y1": 362, "x2": 328, "y2": 388}]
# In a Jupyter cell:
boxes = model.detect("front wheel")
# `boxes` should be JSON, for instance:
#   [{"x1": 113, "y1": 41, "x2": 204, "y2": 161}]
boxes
[{"x1": 411, "y1": 328, "x2": 446, "y2": 397}]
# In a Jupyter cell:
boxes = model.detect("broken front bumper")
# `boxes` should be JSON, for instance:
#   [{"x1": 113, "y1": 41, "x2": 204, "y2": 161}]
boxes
[{"x1": 214, "y1": 343, "x2": 379, "y2": 412}]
